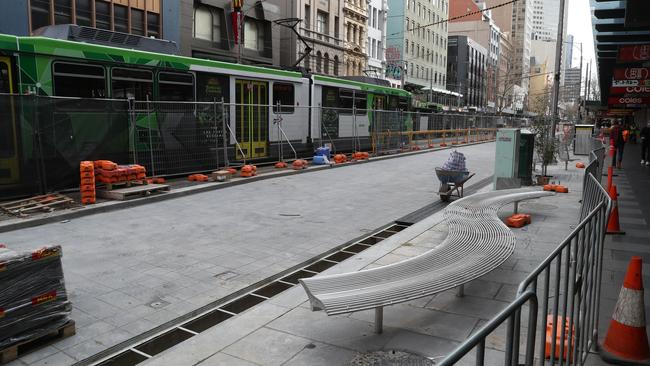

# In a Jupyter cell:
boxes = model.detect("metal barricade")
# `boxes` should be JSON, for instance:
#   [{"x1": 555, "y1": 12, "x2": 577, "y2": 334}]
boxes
[{"x1": 438, "y1": 147, "x2": 612, "y2": 366}]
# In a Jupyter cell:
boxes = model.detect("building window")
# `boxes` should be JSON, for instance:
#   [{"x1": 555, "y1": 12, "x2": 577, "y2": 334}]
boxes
[
  {"x1": 244, "y1": 18, "x2": 266, "y2": 52},
  {"x1": 193, "y1": 6, "x2": 222, "y2": 44},
  {"x1": 324, "y1": 53, "x2": 330, "y2": 74},
  {"x1": 273, "y1": 83, "x2": 295, "y2": 113},
  {"x1": 53, "y1": 62, "x2": 106, "y2": 98},
  {"x1": 316, "y1": 11, "x2": 328, "y2": 36},
  {"x1": 131, "y1": 9, "x2": 144, "y2": 35},
  {"x1": 31, "y1": 0, "x2": 51, "y2": 30},
  {"x1": 75, "y1": 0, "x2": 92, "y2": 26},
  {"x1": 147, "y1": 13, "x2": 160, "y2": 38},
  {"x1": 316, "y1": 51, "x2": 322, "y2": 73},
  {"x1": 54, "y1": 0, "x2": 72, "y2": 25},
  {"x1": 334, "y1": 16, "x2": 339, "y2": 38},
  {"x1": 304, "y1": 5, "x2": 310, "y2": 29},
  {"x1": 334, "y1": 56, "x2": 339, "y2": 75},
  {"x1": 114, "y1": 5, "x2": 128, "y2": 33},
  {"x1": 95, "y1": 0, "x2": 110, "y2": 30}
]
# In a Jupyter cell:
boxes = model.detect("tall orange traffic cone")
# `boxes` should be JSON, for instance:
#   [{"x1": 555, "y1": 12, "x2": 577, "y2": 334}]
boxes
[
  {"x1": 601, "y1": 257, "x2": 650, "y2": 364},
  {"x1": 606, "y1": 185, "x2": 625, "y2": 235},
  {"x1": 607, "y1": 166, "x2": 614, "y2": 192}
]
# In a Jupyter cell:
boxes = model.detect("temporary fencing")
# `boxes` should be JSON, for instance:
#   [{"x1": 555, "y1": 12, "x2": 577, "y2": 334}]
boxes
[
  {"x1": 440, "y1": 142, "x2": 612, "y2": 366},
  {"x1": 1, "y1": 93, "x2": 526, "y2": 198}
]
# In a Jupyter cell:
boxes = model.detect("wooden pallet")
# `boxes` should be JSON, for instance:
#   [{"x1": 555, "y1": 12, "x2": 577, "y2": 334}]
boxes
[
  {"x1": 96, "y1": 183, "x2": 170, "y2": 201},
  {"x1": 100, "y1": 179, "x2": 148, "y2": 191},
  {"x1": 0, "y1": 194, "x2": 75, "y2": 217},
  {"x1": 0, "y1": 320, "x2": 76, "y2": 364}
]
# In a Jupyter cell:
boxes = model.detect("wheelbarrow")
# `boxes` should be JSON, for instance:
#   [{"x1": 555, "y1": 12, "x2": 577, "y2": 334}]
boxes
[{"x1": 435, "y1": 168, "x2": 475, "y2": 202}]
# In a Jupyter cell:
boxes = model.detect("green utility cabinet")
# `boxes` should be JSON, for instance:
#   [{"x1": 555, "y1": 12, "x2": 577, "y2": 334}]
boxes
[{"x1": 518, "y1": 131, "x2": 535, "y2": 186}]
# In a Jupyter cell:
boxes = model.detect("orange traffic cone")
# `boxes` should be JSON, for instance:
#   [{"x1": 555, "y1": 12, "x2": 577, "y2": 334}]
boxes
[
  {"x1": 606, "y1": 185, "x2": 625, "y2": 235},
  {"x1": 607, "y1": 166, "x2": 614, "y2": 193},
  {"x1": 601, "y1": 256, "x2": 650, "y2": 364}
]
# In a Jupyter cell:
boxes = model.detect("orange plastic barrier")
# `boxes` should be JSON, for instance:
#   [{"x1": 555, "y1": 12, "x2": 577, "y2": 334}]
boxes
[
  {"x1": 545, "y1": 315, "x2": 574, "y2": 361},
  {"x1": 188, "y1": 174, "x2": 209, "y2": 182}
]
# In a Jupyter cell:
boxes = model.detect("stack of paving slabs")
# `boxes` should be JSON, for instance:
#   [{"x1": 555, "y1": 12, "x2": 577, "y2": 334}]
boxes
[
  {"x1": 94, "y1": 160, "x2": 147, "y2": 184},
  {"x1": 0, "y1": 245, "x2": 71, "y2": 348},
  {"x1": 79, "y1": 161, "x2": 96, "y2": 204}
]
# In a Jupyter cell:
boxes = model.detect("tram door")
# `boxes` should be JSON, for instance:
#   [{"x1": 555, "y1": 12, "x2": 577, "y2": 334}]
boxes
[
  {"x1": 235, "y1": 79, "x2": 268, "y2": 159},
  {"x1": 0, "y1": 56, "x2": 19, "y2": 186}
]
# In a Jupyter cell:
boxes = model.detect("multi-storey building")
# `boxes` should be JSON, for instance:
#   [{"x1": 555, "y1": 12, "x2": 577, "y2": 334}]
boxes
[
  {"x1": 163, "y1": 1, "x2": 288, "y2": 66},
  {"x1": 1, "y1": 0, "x2": 162, "y2": 38},
  {"x1": 386, "y1": 0, "x2": 449, "y2": 89},
  {"x1": 280, "y1": 0, "x2": 345, "y2": 75},
  {"x1": 484, "y1": 0, "x2": 533, "y2": 92},
  {"x1": 497, "y1": 33, "x2": 516, "y2": 112},
  {"x1": 448, "y1": 0, "x2": 500, "y2": 110},
  {"x1": 446, "y1": 35, "x2": 487, "y2": 109},
  {"x1": 562, "y1": 67, "x2": 581, "y2": 103},
  {"x1": 343, "y1": 0, "x2": 368, "y2": 76},
  {"x1": 366, "y1": 0, "x2": 388, "y2": 78}
]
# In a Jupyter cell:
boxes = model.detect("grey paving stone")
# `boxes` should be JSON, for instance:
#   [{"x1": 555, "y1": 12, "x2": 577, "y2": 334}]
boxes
[
  {"x1": 283, "y1": 342, "x2": 356, "y2": 366},
  {"x1": 349, "y1": 303, "x2": 479, "y2": 342},
  {"x1": 382, "y1": 329, "x2": 459, "y2": 359},
  {"x1": 14, "y1": 346, "x2": 59, "y2": 365},
  {"x1": 198, "y1": 352, "x2": 260, "y2": 366},
  {"x1": 425, "y1": 292, "x2": 510, "y2": 320},
  {"x1": 27, "y1": 351, "x2": 76, "y2": 366},
  {"x1": 222, "y1": 327, "x2": 311, "y2": 366}
]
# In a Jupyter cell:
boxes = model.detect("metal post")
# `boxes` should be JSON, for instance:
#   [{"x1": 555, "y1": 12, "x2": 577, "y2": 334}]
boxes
[
  {"x1": 146, "y1": 95, "x2": 155, "y2": 177},
  {"x1": 213, "y1": 98, "x2": 220, "y2": 169},
  {"x1": 550, "y1": 0, "x2": 567, "y2": 138},
  {"x1": 222, "y1": 98, "x2": 229, "y2": 167},
  {"x1": 375, "y1": 307, "x2": 383, "y2": 334},
  {"x1": 400, "y1": 61, "x2": 406, "y2": 90},
  {"x1": 456, "y1": 284, "x2": 464, "y2": 297},
  {"x1": 277, "y1": 101, "x2": 283, "y2": 162}
]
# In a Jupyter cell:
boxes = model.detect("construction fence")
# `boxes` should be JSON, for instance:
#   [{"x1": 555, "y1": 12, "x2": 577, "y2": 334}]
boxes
[{"x1": 0, "y1": 93, "x2": 527, "y2": 198}]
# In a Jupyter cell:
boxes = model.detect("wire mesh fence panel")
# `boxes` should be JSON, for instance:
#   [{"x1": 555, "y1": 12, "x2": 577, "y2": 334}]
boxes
[
  {"x1": 0, "y1": 94, "x2": 130, "y2": 198},
  {"x1": 132, "y1": 100, "x2": 226, "y2": 176}
]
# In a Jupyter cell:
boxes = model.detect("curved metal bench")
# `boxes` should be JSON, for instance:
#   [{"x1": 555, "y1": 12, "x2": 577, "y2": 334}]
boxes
[{"x1": 299, "y1": 188, "x2": 554, "y2": 332}]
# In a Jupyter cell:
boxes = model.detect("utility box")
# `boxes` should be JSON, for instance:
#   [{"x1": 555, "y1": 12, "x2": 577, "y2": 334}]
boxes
[
  {"x1": 518, "y1": 131, "x2": 535, "y2": 186},
  {"x1": 574, "y1": 124, "x2": 595, "y2": 155},
  {"x1": 494, "y1": 128, "x2": 521, "y2": 190}
]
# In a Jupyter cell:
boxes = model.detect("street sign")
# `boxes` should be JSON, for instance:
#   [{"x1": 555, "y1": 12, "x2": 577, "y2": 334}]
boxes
[
  {"x1": 609, "y1": 85, "x2": 650, "y2": 95},
  {"x1": 618, "y1": 44, "x2": 650, "y2": 62},
  {"x1": 613, "y1": 67, "x2": 650, "y2": 80}
]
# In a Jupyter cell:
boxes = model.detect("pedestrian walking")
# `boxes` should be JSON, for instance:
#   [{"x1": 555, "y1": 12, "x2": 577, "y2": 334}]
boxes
[
  {"x1": 610, "y1": 121, "x2": 626, "y2": 169},
  {"x1": 641, "y1": 120, "x2": 650, "y2": 166}
]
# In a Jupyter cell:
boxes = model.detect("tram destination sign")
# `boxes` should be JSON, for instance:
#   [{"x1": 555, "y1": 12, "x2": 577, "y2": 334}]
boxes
[
  {"x1": 613, "y1": 67, "x2": 650, "y2": 80},
  {"x1": 618, "y1": 44, "x2": 650, "y2": 62}
]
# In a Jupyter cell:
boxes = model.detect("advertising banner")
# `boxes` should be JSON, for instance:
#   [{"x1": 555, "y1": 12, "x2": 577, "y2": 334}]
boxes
[
  {"x1": 613, "y1": 67, "x2": 650, "y2": 80},
  {"x1": 618, "y1": 44, "x2": 650, "y2": 62}
]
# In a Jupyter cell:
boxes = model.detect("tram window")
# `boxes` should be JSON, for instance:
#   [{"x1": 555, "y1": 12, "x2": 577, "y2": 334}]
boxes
[
  {"x1": 53, "y1": 62, "x2": 106, "y2": 98},
  {"x1": 0, "y1": 62, "x2": 10, "y2": 93},
  {"x1": 322, "y1": 87, "x2": 339, "y2": 107},
  {"x1": 339, "y1": 89, "x2": 354, "y2": 112},
  {"x1": 398, "y1": 97, "x2": 409, "y2": 110},
  {"x1": 196, "y1": 72, "x2": 229, "y2": 102},
  {"x1": 0, "y1": 62, "x2": 14, "y2": 158},
  {"x1": 112, "y1": 68, "x2": 153, "y2": 100},
  {"x1": 272, "y1": 83, "x2": 294, "y2": 113},
  {"x1": 355, "y1": 92, "x2": 367, "y2": 115},
  {"x1": 158, "y1": 72, "x2": 194, "y2": 101}
]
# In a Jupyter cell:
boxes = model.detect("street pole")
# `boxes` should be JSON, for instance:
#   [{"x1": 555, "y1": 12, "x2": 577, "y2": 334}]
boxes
[
  {"x1": 585, "y1": 61, "x2": 591, "y2": 101},
  {"x1": 400, "y1": 61, "x2": 406, "y2": 90},
  {"x1": 549, "y1": 0, "x2": 567, "y2": 138}
]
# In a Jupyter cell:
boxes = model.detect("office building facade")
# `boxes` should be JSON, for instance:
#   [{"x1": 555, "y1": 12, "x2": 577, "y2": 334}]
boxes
[
  {"x1": 447, "y1": 35, "x2": 487, "y2": 109},
  {"x1": 366, "y1": 0, "x2": 388, "y2": 78}
]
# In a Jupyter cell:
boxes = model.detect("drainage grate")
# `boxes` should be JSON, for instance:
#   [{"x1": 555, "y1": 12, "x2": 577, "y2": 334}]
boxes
[{"x1": 82, "y1": 220, "x2": 441, "y2": 366}]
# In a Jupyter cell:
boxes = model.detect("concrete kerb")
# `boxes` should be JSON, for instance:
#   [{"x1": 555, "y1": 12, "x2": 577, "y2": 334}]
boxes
[{"x1": 0, "y1": 140, "x2": 492, "y2": 234}]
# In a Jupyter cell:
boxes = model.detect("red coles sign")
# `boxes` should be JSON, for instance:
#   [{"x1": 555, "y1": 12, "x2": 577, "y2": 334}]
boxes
[
  {"x1": 618, "y1": 44, "x2": 650, "y2": 62},
  {"x1": 613, "y1": 68, "x2": 650, "y2": 80}
]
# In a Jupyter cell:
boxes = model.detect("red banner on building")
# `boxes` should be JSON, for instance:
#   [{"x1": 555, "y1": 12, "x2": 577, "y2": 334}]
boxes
[
  {"x1": 608, "y1": 96, "x2": 650, "y2": 106},
  {"x1": 609, "y1": 85, "x2": 650, "y2": 95},
  {"x1": 613, "y1": 67, "x2": 650, "y2": 80},
  {"x1": 618, "y1": 44, "x2": 650, "y2": 62}
]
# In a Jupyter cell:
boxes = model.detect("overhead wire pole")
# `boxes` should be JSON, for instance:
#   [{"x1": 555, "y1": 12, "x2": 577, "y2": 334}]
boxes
[{"x1": 549, "y1": 0, "x2": 567, "y2": 138}]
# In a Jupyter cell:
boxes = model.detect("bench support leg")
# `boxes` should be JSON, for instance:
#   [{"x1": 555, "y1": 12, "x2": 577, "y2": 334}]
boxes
[
  {"x1": 456, "y1": 284, "x2": 465, "y2": 297},
  {"x1": 375, "y1": 307, "x2": 383, "y2": 334},
  {"x1": 514, "y1": 201, "x2": 519, "y2": 214}
]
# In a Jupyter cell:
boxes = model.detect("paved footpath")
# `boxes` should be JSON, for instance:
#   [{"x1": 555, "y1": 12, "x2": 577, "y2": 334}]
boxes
[
  {"x1": 4, "y1": 143, "x2": 497, "y2": 365},
  {"x1": 140, "y1": 157, "x2": 590, "y2": 366}
]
